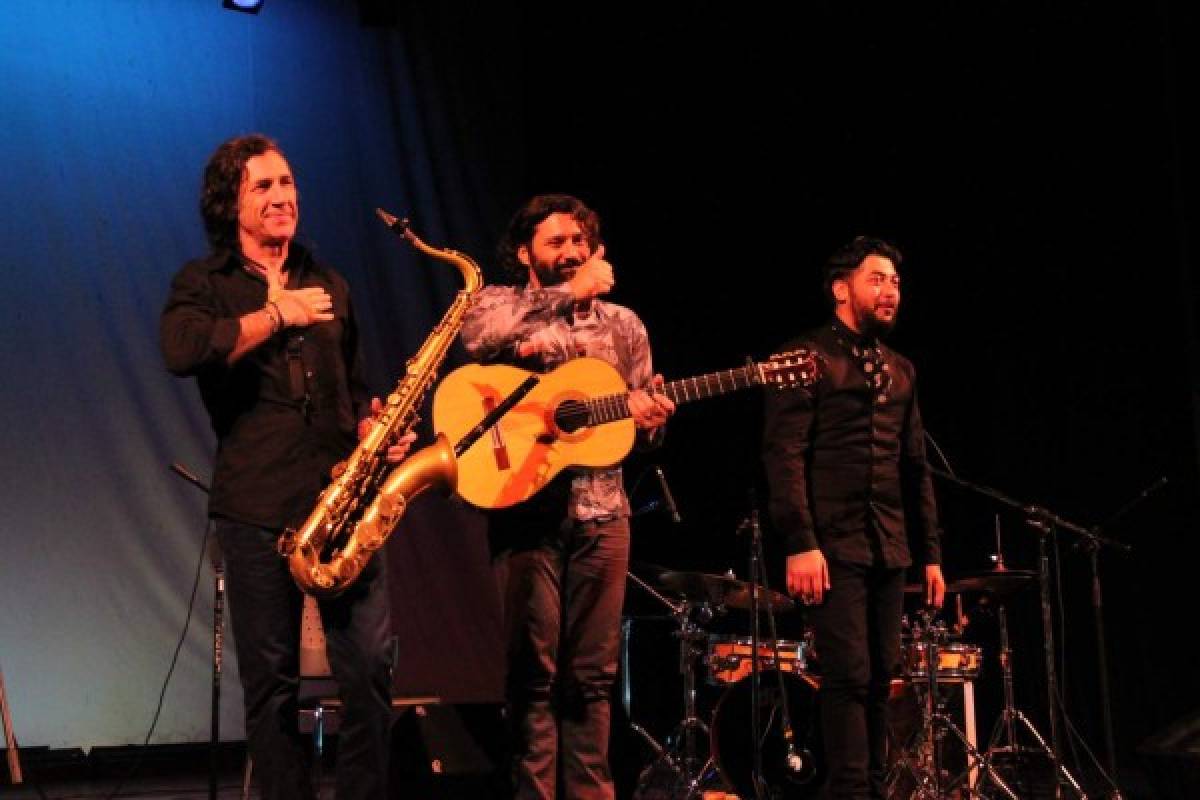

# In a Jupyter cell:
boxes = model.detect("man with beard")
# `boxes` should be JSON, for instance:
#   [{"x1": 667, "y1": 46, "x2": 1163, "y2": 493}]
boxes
[
  {"x1": 762, "y1": 236, "x2": 946, "y2": 800},
  {"x1": 161, "y1": 134, "x2": 414, "y2": 800},
  {"x1": 459, "y1": 194, "x2": 674, "y2": 799}
]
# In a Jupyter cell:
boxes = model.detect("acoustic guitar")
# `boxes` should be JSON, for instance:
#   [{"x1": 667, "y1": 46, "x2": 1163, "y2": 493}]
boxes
[{"x1": 432, "y1": 351, "x2": 820, "y2": 510}]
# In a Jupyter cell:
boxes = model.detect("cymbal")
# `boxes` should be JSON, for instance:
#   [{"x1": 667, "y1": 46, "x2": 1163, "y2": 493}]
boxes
[
  {"x1": 906, "y1": 568, "x2": 1037, "y2": 596},
  {"x1": 657, "y1": 570, "x2": 795, "y2": 612},
  {"x1": 948, "y1": 569, "x2": 1037, "y2": 595}
]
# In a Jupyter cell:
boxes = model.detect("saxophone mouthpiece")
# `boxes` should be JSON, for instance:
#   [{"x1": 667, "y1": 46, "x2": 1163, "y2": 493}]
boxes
[{"x1": 375, "y1": 207, "x2": 409, "y2": 235}]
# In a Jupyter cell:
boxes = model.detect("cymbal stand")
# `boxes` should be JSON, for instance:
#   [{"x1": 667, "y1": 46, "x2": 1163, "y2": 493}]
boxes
[
  {"x1": 971, "y1": 598, "x2": 1085, "y2": 799},
  {"x1": 891, "y1": 613, "x2": 1018, "y2": 800},
  {"x1": 624, "y1": 572, "x2": 715, "y2": 798}
]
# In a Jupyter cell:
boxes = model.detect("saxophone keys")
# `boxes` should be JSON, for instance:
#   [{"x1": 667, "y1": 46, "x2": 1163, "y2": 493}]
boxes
[{"x1": 277, "y1": 528, "x2": 298, "y2": 556}]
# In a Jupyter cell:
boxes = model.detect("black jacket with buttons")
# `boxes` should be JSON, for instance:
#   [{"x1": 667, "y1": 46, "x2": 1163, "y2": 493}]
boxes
[{"x1": 762, "y1": 319, "x2": 940, "y2": 568}]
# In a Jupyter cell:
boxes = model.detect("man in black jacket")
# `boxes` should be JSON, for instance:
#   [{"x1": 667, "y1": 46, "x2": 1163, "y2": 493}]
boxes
[{"x1": 763, "y1": 235, "x2": 945, "y2": 800}]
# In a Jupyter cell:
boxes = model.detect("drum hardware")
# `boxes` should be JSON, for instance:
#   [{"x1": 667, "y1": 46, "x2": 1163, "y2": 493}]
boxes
[
  {"x1": 905, "y1": 569, "x2": 1039, "y2": 599},
  {"x1": 888, "y1": 609, "x2": 1017, "y2": 800},
  {"x1": 624, "y1": 570, "x2": 718, "y2": 798},
  {"x1": 656, "y1": 570, "x2": 795, "y2": 613},
  {"x1": 705, "y1": 636, "x2": 806, "y2": 686},
  {"x1": 969, "y1": 581, "x2": 1087, "y2": 799},
  {"x1": 627, "y1": 506, "x2": 821, "y2": 799},
  {"x1": 968, "y1": 598, "x2": 1090, "y2": 799}
]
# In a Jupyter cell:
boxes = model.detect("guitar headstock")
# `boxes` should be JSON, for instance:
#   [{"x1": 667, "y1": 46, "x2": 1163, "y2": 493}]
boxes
[{"x1": 761, "y1": 348, "x2": 822, "y2": 390}]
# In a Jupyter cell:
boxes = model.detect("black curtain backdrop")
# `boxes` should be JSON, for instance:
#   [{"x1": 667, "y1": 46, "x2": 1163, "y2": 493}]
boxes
[
  {"x1": 2, "y1": 1, "x2": 1198, "y2": 792},
  {"x1": 412, "y1": 0, "x2": 1200, "y2": 784}
]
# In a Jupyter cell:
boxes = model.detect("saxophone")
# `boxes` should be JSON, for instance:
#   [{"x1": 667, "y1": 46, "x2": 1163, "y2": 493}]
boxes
[{"x1": 278, "y1": 211, "x2": 482, "y2": 596}]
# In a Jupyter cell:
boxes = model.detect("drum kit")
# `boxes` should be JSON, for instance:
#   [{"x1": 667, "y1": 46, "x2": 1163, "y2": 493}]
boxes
[
  {"x1": 622, "y1": 564, "x2": 820, "y2": 800},
  {"x1": 621, "y1": 562, "x2": 1081, "y2": 799}
]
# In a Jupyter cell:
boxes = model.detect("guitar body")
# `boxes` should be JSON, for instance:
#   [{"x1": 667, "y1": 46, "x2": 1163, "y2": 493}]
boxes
[{"x1": 433, "y1": 357, "x2": 636, "y2": 509}]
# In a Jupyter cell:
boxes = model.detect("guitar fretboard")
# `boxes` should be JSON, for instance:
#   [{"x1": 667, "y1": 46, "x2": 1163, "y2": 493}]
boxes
[{"x1": 586, "y1": 365, "x2": 762, "y2": 425}]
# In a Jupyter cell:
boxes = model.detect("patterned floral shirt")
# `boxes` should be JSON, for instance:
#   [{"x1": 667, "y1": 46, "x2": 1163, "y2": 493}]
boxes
[{"x1": 459, "y1": 284, "x2": 659, "y2": 520}]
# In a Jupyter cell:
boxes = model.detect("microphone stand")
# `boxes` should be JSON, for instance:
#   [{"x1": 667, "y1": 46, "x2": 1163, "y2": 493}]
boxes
[
  {"x1": 744, "y1": 507, "x2": 767, "y2": 800},
  {"x1": 1078, "y1": 477, "x2": 1163, "y2": 800},
  {"x1": 170, "y1": 463, "x2": 222, "y2": 800},
  {"x1": 932, "y1": 467, "x2": 1130, "y2": 799},
  {"x1": 740, "y1": 495, "x2": 810, "y2": 799}
]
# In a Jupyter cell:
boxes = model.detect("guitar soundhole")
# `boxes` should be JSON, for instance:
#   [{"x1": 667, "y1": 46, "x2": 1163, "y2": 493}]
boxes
[{"x1": 554, "y1": 399, "x2": 590, "y2": 434}]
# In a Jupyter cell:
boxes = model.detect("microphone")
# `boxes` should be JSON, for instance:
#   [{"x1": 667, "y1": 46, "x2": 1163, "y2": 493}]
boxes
[{"x1": 654, "y1": 466, "x2": 682, "y2": 524}]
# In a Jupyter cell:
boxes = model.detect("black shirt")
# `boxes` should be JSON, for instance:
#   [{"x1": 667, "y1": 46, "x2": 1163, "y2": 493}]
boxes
[
  {"x1": 160, "y1": 245, "x2": 369, "y2": 529},
  {"x1": 762, "y1": 319, "x2": 940, "y2": 568}
]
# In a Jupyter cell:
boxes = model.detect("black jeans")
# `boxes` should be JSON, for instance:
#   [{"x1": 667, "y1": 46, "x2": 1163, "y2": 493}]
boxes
[
  {"x1": 807, "y1": 559, "x2": 905, "y2": 800},
  {"x1": 494, "y1": 516, "x2": 630, "y2": 800},
  {"x1": 215, "y1": 519, "x2": 394, "y2": 800}
]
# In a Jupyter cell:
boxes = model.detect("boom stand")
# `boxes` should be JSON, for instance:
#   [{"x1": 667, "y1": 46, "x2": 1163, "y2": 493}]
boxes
[
  {"x1": 169, "y1": 463, "x2": 223, "y2": 800},
  {"x1": 933, "y1": 468, "x2": 1128, "y2": 798}
]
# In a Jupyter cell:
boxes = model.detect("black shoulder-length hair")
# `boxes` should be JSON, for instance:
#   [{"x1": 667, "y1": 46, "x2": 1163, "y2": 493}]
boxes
[{"x1": 199, "y1": 133, "x2": 283, "y2": 252}]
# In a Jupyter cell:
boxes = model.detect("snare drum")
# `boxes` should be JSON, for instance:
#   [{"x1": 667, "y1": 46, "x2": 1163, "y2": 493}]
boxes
[
  {"x1": 900, "y1": 642, "x2": 982, "y2": 681},
  {"x1": 706, "y1": 636, "x2": 807, "y2": 685}
]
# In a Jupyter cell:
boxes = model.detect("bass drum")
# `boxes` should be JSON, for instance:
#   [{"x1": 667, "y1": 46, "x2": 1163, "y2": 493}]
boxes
[{"x1": 710, "y1": 671, "x2": 825, "y2": 799}]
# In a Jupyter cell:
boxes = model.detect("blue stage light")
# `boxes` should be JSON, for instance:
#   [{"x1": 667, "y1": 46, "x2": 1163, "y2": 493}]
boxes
[{"x1": 222, "y1": 0, "x2": 264, "y2": 13}]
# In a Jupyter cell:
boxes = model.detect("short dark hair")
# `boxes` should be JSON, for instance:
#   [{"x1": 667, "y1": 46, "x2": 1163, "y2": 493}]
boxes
[
  {"x1": 200, "y1": 134, "x2": 283, "y2": 251},
  {"x1": 823, "y1": 235, "x2": 903, "y2": 303},
  {"x1": 496, "y1": 194, "x2": 601, "y2": 284}
]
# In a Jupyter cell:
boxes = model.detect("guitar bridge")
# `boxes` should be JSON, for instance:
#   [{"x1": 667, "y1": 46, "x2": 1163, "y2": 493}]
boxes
[{"x1": 483, "y1": 396, "x2": 511, "y2": 471}]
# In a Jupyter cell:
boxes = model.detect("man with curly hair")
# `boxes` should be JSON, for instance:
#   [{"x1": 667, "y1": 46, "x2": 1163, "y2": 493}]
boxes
[
  {"x1": 160, "y1": 134, "x2": 413, "y2": 800},
  {"x1": 460, "y1": 194, "x2": 675, "y2": 799}
]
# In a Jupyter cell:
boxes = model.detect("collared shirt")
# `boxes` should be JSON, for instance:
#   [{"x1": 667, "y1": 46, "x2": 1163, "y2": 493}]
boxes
[
  {"x1": 160, "y1": 244, "x2": 369, "y2": 529},
  {"x1": 459, "y1": 283, "x2": 657, "y2": 520},
  {"x1": 762, "y1": 318, "x2": 940, "y2": 568}
]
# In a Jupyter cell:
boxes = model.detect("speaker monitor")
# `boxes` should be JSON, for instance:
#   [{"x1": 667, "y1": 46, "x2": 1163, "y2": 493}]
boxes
[
  {"x1": 1139, "y1": 708, "x2": 1200, "y2": 800},
  {"x1": 390, "y1": 702, "x2": 508, "y2": 799}
]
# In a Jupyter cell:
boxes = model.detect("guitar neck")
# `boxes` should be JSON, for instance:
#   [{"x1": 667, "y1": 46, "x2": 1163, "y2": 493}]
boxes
[{"x1": 587, "y1": 364, "x2": 762, "y2": 424}]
